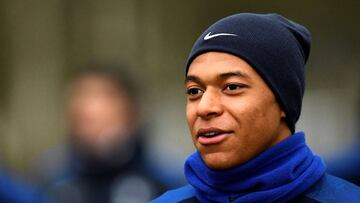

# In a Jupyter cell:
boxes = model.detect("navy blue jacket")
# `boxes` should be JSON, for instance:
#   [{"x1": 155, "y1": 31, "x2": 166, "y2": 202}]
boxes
[{"x1": 152, "y1": 173, "x2": 360, "y2": 203}]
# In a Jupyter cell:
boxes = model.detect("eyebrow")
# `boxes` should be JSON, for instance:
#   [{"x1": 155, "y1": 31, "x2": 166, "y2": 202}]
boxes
[
  {"x1": 185, "y1": 71, "x2": 250, "y2": 84},
  {"x1": 185, "y1": 75, "x2": 203, "y2": 85},
  {"x1": 218, "y1": 71, "x2": 250, "y2": 80}
]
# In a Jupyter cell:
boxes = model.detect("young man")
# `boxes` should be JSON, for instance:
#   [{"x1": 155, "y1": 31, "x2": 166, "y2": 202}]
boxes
[
  {"x1": 33, "y1": 66, "x2": 168, "y2": 203},
  {"x1": 152, "y1": 13, "x2": 360, "y2": 202}
]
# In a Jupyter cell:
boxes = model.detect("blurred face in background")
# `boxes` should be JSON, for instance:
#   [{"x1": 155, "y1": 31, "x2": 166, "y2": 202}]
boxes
[
  {"x1": 185, "y1": 52, "x2": 290, "y2": 170},
  {"x1": 67, "y1": 74, "x2": 136, "y2": 156}
]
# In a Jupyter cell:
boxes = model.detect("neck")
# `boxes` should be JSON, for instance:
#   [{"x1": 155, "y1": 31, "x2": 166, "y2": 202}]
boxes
[{"x1": 269, "y1": 122, "x2": 292, "y2": 148}]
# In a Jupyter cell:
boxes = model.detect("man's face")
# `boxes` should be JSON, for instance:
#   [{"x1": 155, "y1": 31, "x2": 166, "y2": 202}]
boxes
[
  {"x1": 185, "y1": 52, "x2": 290, "y2": 170},
  {"x1": 68, "y1": 75, "x2": 135, "y2": 154}
]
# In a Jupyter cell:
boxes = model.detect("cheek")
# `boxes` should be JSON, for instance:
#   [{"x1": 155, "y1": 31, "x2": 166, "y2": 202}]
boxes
[
  {"x1": 227, "y1": 94, "x2": 280, "y2": 134},
  {"x1": 244, "y1": 98, "x2": 282, "y2": 134},
  {"x1": 186, "y1": 103, "x2": 197, "y2": 132},
  {"x1": 226, "y1": 99, "x2": 258, "y2": 127}
]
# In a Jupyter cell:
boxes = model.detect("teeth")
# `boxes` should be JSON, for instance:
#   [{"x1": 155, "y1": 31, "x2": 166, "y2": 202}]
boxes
[{"x1": 204, "y1": 132, "x2": 218, "y2": 137}]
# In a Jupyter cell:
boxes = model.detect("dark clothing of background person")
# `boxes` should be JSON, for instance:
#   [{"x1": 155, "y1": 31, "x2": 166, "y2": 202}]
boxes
[
  {"x1": 0, "y1": 168, "x2": 47, "y2": 203},
  {"x1": 34, "y1": 129, "x2": 168, "y2": 203}
]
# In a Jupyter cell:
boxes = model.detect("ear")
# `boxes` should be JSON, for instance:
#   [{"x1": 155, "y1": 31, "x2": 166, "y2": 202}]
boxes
[{"x1": 280, "y1": 110, "x2": 286, "y2": 118}]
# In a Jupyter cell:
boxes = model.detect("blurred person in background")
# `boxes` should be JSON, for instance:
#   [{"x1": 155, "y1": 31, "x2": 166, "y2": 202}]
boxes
[
  {"x1": 33, "y1": 65, "x2": 168, "y2": 203},
  {"x1": 152, "y1": 13, "x2": 360, "y2": 202}
]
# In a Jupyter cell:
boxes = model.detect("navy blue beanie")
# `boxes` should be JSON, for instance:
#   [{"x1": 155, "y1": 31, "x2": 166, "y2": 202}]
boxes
[{"x1": 185, "y1": 13, "x2": 311, "y2": 133}]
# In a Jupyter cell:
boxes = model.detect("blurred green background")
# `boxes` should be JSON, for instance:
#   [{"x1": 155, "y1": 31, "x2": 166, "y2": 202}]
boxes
[{"x1": 0, "y1": 0, "x2": 359, "y2": 171}]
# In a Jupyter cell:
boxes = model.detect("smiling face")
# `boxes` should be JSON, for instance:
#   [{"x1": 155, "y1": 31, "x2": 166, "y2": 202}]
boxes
[{"x1": 185, "y1": 52, "x2": 291, "y2": 170}]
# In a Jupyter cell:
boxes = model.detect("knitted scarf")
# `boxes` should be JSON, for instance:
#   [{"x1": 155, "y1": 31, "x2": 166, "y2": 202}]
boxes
[{"x1": 184, "y1": 132, "x2": 325, "y2": 202}]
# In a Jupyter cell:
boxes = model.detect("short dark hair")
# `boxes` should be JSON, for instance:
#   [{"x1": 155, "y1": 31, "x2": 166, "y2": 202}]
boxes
[{"x1": 67, "y1": 62, "x2": 139, "y2": 103}]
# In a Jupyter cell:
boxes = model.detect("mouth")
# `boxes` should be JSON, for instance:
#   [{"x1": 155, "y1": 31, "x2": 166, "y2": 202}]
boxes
[{"x1": 197, "y1": 127, "x2": 232, "y2": 145}]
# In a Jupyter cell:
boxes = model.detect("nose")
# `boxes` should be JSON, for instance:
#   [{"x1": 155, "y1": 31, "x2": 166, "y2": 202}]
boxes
[{"x1": 196, "y1": 89, "x2": 223, "y2": 119}]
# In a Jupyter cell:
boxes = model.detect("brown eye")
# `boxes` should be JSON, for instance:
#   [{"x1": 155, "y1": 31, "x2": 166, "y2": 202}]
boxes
[
  {"x1": 186, "y1": 88, "x2": 204, "y2": 96},
  {"x1": 223, "y1": 83, "x2": 247, "y2": 95},
  {"x1": 225, "y1": 84, "x2": 242, "y2": 91}
]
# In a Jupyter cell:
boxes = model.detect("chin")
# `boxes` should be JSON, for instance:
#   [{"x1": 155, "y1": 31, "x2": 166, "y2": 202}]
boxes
[{"x1": 200, "y1": 151, "x2": 243, "y2": 170}]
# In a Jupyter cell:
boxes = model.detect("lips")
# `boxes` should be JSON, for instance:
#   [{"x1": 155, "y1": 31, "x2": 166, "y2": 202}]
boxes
[{"x1": 197, "y1": 127, "x2": 232, "y2": 145}]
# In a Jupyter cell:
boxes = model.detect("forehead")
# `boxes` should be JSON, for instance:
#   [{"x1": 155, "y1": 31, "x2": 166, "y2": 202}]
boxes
[
  {"x1": 68, "y1": 75, "x2": 125, "y2": 101},
  {"x1": 187, "y1": 52, "x2": 259, "y2": 81},
  {"x1": 70, "y1": 75, "x2": 121, "y2": 94}
]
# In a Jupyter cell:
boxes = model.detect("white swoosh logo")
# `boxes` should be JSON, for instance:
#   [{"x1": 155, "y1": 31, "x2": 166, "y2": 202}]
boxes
[{"x1": 204, "y1": 32, "x2": 237, "y2": 40}]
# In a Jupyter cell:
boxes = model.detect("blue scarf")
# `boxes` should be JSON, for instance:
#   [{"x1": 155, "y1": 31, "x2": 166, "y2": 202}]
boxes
[{"x1": 184, "y1": 132, "x2": 326, "y2": 203}]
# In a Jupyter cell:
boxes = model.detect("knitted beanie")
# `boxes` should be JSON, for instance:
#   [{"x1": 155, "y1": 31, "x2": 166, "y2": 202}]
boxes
[{"x1": 185, "y1": 13, "x2": 311, "y2": 133}]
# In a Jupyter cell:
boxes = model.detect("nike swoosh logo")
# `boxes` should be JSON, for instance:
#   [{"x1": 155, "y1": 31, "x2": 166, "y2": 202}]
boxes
[{"x1": 204, "y1": 32, "x2": 237, "y2": 40}]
